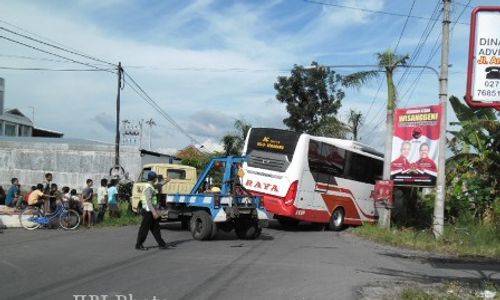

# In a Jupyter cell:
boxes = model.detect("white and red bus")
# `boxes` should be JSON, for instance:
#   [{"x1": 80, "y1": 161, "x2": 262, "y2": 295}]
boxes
[{"x1": 242, "y1": 128, "x2": 383, "y2": 230}]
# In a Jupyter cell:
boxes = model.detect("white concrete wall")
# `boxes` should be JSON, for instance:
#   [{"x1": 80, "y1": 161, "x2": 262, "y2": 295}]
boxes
[{"x1": 0, "y1": 140, "x2": 142, "y2": 192}]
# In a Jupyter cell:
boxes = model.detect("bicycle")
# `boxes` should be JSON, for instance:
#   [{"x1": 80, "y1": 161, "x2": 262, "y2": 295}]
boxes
[{"x1": 19, "y1": 203, "x2": 80, "y2": 230}]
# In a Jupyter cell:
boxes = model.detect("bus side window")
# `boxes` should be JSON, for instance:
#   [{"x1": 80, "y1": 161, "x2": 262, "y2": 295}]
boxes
[
  {"x1": 308, "y1": 141, "x2": 345, "y2": 185},
  {"x1": 345, "y1": 151, "x2": 382, "y2": 184}
]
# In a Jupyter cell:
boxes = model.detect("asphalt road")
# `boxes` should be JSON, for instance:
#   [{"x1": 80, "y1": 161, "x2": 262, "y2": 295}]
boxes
[{"x1": 1, "y1": 222, "x2": 499, "y2": 300}]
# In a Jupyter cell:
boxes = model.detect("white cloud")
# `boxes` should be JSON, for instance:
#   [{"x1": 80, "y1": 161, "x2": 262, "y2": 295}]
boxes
[{"x1": 1, "y1": 0, "x2": 496, "y2": 154}]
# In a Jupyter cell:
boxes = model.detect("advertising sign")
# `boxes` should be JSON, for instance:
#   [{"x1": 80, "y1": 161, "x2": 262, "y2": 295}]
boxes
[
  {"x1": 373, "y1": 180, "x2": 394, "y2": 208},
  {"x1": 390, "y1": 105, "x2": 442, "y2": 187},
  {"x1": 466, "y1": 6, "x2": 500, "y2": 110}
]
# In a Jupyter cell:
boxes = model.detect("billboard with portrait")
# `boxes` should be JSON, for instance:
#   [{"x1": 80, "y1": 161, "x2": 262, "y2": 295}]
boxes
[{"x1": 390, "y1": 104, "x2": 442, "y2": 187}]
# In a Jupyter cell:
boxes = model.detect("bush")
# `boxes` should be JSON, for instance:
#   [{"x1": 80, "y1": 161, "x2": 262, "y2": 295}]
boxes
[{"x1": 97, "y1": 201, "x2": 141, "y2": 227}]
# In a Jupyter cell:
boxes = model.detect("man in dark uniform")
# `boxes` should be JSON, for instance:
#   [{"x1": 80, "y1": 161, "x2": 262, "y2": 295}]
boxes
[{"x1": 135, "y1": 171, "x2": 169, "y2": 250}]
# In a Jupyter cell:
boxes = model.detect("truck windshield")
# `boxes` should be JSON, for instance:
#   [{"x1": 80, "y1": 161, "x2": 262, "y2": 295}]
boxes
[{"x1": 138, "y1": 168, "x2": 152, "y2": 182}]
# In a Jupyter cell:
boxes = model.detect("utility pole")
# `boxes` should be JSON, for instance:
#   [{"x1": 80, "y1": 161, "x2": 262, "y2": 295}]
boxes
[
  {"x1": 146, "y1": 118, "x2": 156, "y2": 150},
  {"x1": 115, "y1": 62, "x2": 123, "y2": 167},
  {"x1": 434, "y1": 0, "x2": 451, "y2": 239},
  {"x1": 138, "y1": 119, "x2": 143, "y2": 149}
]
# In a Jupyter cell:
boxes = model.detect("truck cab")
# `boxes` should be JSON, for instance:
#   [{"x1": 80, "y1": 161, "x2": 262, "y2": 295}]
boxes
[{"x1": 131, "y1": 164, "x2": 197, "y2": 213}]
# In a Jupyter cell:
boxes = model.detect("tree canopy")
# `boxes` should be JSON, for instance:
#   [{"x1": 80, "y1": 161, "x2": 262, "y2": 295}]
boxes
[
  {"x1": 274, "y1": 62, "x2": 344, "y2": 134},
  {"x1": 274, "y1": 61, "x2": 376, "y2": 137},
  {"x1": 221, "y1": 119, "x2": 252, "y2": 156}
]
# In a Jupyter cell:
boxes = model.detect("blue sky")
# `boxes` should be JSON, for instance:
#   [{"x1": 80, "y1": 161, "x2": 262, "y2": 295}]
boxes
[{"x1": 0, "y1": 0, "x2": 497, "y2": 153}]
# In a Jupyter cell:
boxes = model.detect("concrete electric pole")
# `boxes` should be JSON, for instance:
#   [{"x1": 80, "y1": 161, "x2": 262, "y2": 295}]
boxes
[
  {"x1": 434, "y1": 0, "x2": 451, "y2": 239},
  {"x1": 115, "y1": 62, "x2": 123, "y2": 167},
  {"x1": 146, "y1": 118, "x2": 156, "y2": 150}
]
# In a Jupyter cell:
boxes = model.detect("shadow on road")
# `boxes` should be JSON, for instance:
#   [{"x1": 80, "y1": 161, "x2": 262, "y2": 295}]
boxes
[
  {"x1": 265, "y1": 220, "x2": 331, "y2": 232},
  {"x1": 146, "y1": 239, "x2": 193, "y2": 250},
  {"x1": 160, "y1": 221, "x2": 276, "y2": 241},
  {"x1": 364, "y1": 252, "x2": 500, "y2": 284},
  {"x1": 359, "y1": 266, "x2": 500, "y2": 286}
]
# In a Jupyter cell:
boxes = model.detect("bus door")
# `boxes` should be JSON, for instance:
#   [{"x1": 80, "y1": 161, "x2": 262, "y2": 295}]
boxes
[
  {"x1": 309, "y1": 141, "x2": 346, "y2": 212},
  {"x1": 298, "y1": 168, "x2": 315, "y2": 211}
]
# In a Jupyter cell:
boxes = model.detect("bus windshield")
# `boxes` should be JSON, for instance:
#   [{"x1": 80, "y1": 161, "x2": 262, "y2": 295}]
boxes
[{"x1": 245, "y1": 128, "x2": 301, "y2": 172}]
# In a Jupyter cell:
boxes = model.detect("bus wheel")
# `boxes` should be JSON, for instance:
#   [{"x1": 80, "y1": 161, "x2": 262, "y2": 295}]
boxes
[
  {"x1": 235, "y1": 220, "x2": 261, "y2": 240},
  {"x1": 329, "y1": 208, "x2": 345, "y2": 231},
  {"x1": 276, "y1": 216, "x2": 299, "y2": 228},
  {"x1": 190, "y1": 211, "x2": 214, "y2": 241}
]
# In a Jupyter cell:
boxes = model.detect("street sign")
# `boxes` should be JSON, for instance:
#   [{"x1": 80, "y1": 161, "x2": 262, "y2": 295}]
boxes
[{"x1": 466, "y1": 6, "x2": 500, "y2": 110}]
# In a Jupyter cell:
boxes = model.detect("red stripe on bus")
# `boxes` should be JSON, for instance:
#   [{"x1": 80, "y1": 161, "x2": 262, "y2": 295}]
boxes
[{"x1": 321, "y1": 194, "x2": 361, "y2": 223}]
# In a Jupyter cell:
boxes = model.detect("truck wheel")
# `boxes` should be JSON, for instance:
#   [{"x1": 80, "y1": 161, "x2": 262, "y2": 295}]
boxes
[
  {"x1": 235, "y1": 220, "x2": 261, "y2": 240},
  {"x1": 328, "y1": 207, "x2": 345, "y2": 231},
  {"x1": 190, "y1": 211, "x2": 214, "y2": 241}
]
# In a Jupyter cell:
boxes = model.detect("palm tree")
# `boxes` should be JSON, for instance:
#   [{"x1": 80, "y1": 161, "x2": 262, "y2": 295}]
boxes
[
  {"x1": 222, "y1": 119, "x2": 252, "y2": 156},
  {"x1": 222, "y1": 134, "x2": 240, "y2": 156},
  {"x1": 312, "y1": 116, "x2": 350, "y2": 138},
  {"x1": 377, "y1": 50, "x2": 409, "y2": 180},
  {"x1": 347, "y1": 109, "x2": 363, "y2": 141}
]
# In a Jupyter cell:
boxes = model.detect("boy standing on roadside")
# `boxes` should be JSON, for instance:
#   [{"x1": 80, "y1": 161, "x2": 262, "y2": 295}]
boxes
[
  {"x1": 81, "y1": 179, "x2": 94, "y2": 228},
  {"x1": 96, "y1": 178, "x2": 108, "y2": 223},
  {"x1": 107, "y1": 179, "x2": 120, "y2": 218}
]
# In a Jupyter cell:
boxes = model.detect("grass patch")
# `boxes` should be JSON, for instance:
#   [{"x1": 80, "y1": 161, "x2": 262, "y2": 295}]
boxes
[
  {"x1": 352, "y1": 223, "x2": 500, "y2": 258},
  {"x1": 400, "y1": 287, "x2": 459, "y2": 300},
  {"x1": 95, "y1": 202, "x2": 141, "y2": 227},
  {"x1": 399, "y1": 281, "x2": 499, "y2": 300}
]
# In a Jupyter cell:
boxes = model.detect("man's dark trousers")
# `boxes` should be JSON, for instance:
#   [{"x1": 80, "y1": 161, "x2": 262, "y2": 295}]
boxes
[{"x1": 136, "y1": 210, "x2": 166, "y2": 247}]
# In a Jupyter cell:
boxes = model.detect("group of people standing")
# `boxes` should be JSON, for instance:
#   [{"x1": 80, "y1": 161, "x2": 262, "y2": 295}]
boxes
[{"x1": 1, "y1": 173, "x2": 123, "y2": 228}]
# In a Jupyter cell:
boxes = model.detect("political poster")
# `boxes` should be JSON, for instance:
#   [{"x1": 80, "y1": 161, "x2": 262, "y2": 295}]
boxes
[{"x1": 390, "y1": 105, "x2": 442, "y2": 187}]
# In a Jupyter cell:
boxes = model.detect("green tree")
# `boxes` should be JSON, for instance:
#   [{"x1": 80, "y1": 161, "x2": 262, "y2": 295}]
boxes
[
  {"x1": 313, "y1": 116, "x2": 350, "y2": 138},
  {"x1": 274, "y1": 62, "x2": 342, "y2": 133},
  {"x1": 445, "y1": 96, "x2": 499, "y2": 225},
  {"x1": 274, "y1": 61, "x2": 376, "y2": 136},
  {"x1": 347, "y1": 109, "x2": 363, "y2": 141},
  {"x1": 221, "y1": 119, "x2": 252, "y2": 156}
]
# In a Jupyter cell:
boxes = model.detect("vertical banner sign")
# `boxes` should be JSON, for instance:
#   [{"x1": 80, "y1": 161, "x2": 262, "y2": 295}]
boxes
[
  {"x1": 390, "y1": 105, "x2": 442, "y2": 187},
  {"x1": 466, "y1": 6, "x2": 500, "y2": 110}
]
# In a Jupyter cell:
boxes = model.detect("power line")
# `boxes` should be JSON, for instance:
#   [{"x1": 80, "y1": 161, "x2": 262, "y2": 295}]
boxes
[
  {"x1": 0, "y1": 20, "x2": 115, "y2": 67},
  {"x1": 451, "y1": 0, "x2": 472, "y2": 32},
  {"x1": 362, "y1": 77, "x2": 383, "y2": 125},
  {"x1": 123, "y1": 65, "x2": 292, "y2": 73},
  {"x1": 394, "y1": 0, "x2": 416, "y2": 52},
  {"x1": 454, "y1": 0, "x2": 474, "y2": 8},
  {"x1": 0, "y1": 53, "x2": 110, "y2": 66},
  {"x1": 365, "y1": 0, "x2": 469, "y2": 140},
  {"x1": 0, "y1": 18, "x2": 89, "y2": 54},
  {"x1": 400, "y1": 0, "x2": 472, "y2": 107},
  {"x1": 397, "y1": 2, "x2": 441, "y2": 91},
  {"x1": 401, "y1": 35, "x2": 441, "y2": 107},
  {"x1": 0, "y1": 66, "x2": 113, "y2": 72},
  {"x1": 361, "y1": 0, "x2": 415, "y2": 128},
  {"x1": 302, "y1": 0, "x2": 469, "y2": 25},
  {"x1": 0, "y1": 53, "x2": 70, "y2": 63},
  {"x1": 123, "y1": 71, "x2": 211, "y2": 150},
  {"x1": 0, "y1": 34, "x2": 111, "y2": 71}
]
